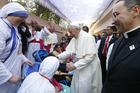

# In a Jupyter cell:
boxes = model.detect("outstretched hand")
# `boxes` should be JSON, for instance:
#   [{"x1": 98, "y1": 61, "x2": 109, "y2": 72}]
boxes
[{"x1": 25, "y1": 60, "x2": 34, "y2": 67}]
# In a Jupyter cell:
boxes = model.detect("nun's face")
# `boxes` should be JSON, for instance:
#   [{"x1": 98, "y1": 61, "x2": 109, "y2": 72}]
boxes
[{"x1": 10, "y1": 16, "x2": 27, "y2": 26}]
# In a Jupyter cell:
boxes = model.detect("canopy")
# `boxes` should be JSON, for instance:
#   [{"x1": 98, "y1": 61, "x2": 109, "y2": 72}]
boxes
[{"x1": 38, "y1": 0, "x2": 113, "y2": 24}]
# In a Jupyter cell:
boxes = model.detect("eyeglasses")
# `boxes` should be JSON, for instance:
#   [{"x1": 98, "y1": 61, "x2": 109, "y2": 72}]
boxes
[{"x1": 112, "y1": 12, "x2": 120, "y2": 19}]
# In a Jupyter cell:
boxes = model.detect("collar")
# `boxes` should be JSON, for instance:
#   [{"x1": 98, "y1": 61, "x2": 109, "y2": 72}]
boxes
[{"x1": 123, "y1": 26, "x2": 140, "y2": 38}]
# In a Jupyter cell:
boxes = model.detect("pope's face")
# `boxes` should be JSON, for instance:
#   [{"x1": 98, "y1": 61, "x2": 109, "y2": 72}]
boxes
[{"x1": 68, "y1": 28, "x2": 76, "y2": 38}]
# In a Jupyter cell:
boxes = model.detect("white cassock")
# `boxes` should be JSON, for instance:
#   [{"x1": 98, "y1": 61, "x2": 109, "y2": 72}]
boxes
[
  {"x1": 0, "y1": 3, "x2": 29, "y2": 93},
  {"x1": 26, "y1": 27, "x2": 51, "y2": 62},
  {"x1": 58, "y1": 30, "x2": 102, "y2": 93},
  {"x1": 18, "y1": 56, "x2": 60, "y2": 93}
]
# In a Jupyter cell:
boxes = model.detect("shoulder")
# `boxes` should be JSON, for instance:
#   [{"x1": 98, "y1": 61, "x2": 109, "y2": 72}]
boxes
[
  {"x1": 80, "y1": 30, "x2": 93, "y2": 38},
  {"x1": 112, "y1": 35, "x2": 118, "y2": 40},
  {"x1": 0, "y1": 19, "x2": 10, "y2": 40}
]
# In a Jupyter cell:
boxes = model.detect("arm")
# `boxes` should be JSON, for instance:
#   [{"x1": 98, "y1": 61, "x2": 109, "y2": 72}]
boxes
[
  {"x1": 66, "y1": 54, "x2": 96, "y2": 71},
  {"x1": 0, "y1": 61, "x2": 21, "y2": 84},
  {"x1": 21, "y1": 54, "x2": 34, "y2": 66},
  {"x1": 0, "y1": 26, "x2": 21, "y2": 85},
  {"x1": 0, "y1": 62, "x2": 20, "y2": 84},
  {"x1": 0, "y1": 28, "x2": 13, "y2": 84},
  {"x1": 41, "y1": 27, "x2": 51, "y2": 36},
  {"x1": 58, "y1": 51, "x2": 73, "y2": 60},
  {"x1": 74, "y1": 54, "x2": 96, "y2": 69},
  {"x1": 40, "y1": 27, "x2": 52, "y2": 40},
  {"x1": 0, "y1": 62, "x2": 12, "y2": 85}
]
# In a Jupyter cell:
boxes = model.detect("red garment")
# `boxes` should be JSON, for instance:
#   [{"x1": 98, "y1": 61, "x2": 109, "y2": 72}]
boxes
[
  {"x1": 31, "y1": 39, "x2": 44, "y2": 49},
  {"x1": 103, "y1": 37, "x2": 109, "y2": 56},
  {"x1": 44, "y1": 44, "x2": 51, "y2": 53},
  {"x1": 40, "y1": 74, "x2": 63, "y2": 92},
  {"x1": 52, "y1": 78, "x2": 63, "y2": 91},
  {"x1": 60, "y1": 47, "x2": 65, "y2": 52}
]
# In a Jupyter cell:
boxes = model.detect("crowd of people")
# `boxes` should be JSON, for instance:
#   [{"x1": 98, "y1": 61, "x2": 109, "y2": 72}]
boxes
[{"x1": 0, "y1": 0, "x2": 140, "y2": 93}]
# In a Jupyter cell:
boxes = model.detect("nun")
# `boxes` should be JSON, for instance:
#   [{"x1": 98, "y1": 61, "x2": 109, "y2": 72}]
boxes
[
  {"x1": 0, "y1": 2, "x2": 33, "y2": 93},
  {"x1": 18, "y1": 56, "x2": 60, "y2": 93}
]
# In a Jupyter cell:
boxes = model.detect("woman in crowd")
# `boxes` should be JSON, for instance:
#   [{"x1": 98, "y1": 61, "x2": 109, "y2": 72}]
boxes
[{"x1": 18, "y1": 56, "x2": 60, "y2": 93}]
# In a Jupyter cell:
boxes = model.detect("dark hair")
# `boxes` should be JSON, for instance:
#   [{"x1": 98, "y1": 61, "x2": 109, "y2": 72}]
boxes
[
  {"x1": 107, "y1": 26, "x2": 117, "y2": 32},
  {"x1": 119, "y1": 0, "x2": 140, "y2": 11},
  {"x1": 53, "y1": 43, "x2": 60, "y2": 51},
  {"x1": 82, "y1": 26, "x2": 89, "y2": 32},
  {"x1": 18, "y1": 22, "x2": 31, "y2": 54},
  {"x1": 102, "y1": 31, "x2": 107, "y2": 34}
]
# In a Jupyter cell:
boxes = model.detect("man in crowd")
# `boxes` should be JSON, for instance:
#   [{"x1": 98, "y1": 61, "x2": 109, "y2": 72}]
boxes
[
  {"x1": 58, "y1": 25, "x2": 102, "y2": 93},
  {"x1": 102, "y1": 0, "x2": 140, "y2": 93},
  {"x1": 98, "y1": 26, "x2": 118, "y2": 84}
]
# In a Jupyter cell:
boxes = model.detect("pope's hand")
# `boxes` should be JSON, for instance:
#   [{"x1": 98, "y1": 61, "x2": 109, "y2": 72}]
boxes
[{"x1": 8, "y1": 75, "x2": 21, "y2": 83}]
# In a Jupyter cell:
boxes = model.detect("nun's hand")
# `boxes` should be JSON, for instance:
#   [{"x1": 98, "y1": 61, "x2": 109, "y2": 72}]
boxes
[
  {"x1": 25, "y1": 60, "x2": 34, "y2": 66},
  {"x1": 8, "y1": 75, "x2": 21, "y2": 84}
]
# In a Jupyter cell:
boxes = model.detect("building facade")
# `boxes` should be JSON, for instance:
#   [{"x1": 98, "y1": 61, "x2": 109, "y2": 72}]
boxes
[{"x1": 90, "y1": 0, "x2": 119, "y2": 35}]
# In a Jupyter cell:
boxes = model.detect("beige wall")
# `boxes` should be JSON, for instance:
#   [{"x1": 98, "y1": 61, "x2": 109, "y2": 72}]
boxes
[{"x1": 0, "y1": 0, "x2": 8, "y2": 8}]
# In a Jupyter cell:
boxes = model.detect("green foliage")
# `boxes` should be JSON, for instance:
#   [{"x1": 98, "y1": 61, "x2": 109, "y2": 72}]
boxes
[
  {"x1": 12, "y1": 0, "x2": 63, "y2": 25},
  {"x1": 32, "y1": 2, "x2": 61, "y2": 24},
  {"x1": 17, "y1": 1, "x2": 27, "y2": 7}
]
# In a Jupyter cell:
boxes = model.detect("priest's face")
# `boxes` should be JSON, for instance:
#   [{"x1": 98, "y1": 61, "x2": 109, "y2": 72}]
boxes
[{"x1": 112, "y1": 1, "x2": 134, "y2": 33}]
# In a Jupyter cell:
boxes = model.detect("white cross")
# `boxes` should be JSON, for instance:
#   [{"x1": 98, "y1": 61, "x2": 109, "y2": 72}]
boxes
[{"x1": 129, "y1": 45, "x2": 135, "y2": 50}]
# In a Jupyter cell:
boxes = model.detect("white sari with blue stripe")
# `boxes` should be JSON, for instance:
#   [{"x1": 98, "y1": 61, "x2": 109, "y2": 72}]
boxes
[{"x1": 0, "y1": 19, "x2": 28, "y2": 93}]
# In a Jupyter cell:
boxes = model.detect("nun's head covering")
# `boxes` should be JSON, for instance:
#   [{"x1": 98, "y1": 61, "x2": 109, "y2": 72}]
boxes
[
  {"x1": 0, "y1": 2, "x2": 28, "y2": 18},
  {"x1": 39, "y1": 56, "x2": 60, "y2": 79},
  {"x1": 18, "y1": 56, "x2": 59, "y2": 93}
]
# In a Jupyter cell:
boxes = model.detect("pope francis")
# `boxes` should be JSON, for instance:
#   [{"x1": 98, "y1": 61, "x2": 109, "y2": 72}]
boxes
[{"x1": 58, "y1": 25, "x2": 102, "y2": 93}]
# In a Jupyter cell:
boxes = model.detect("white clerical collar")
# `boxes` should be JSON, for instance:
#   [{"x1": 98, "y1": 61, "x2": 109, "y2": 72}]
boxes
[{"x1": 123, "y1": 26, "x2": 140, "y2": 38}]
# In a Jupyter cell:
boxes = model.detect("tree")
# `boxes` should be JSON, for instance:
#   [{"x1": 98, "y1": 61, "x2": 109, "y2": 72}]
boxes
[
  {"x1": 32, "y1": 1, "x2": 61, "y2": 24},
  {"x1": 12, "y1": 0, "x2": 61, "y2": 24}
]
